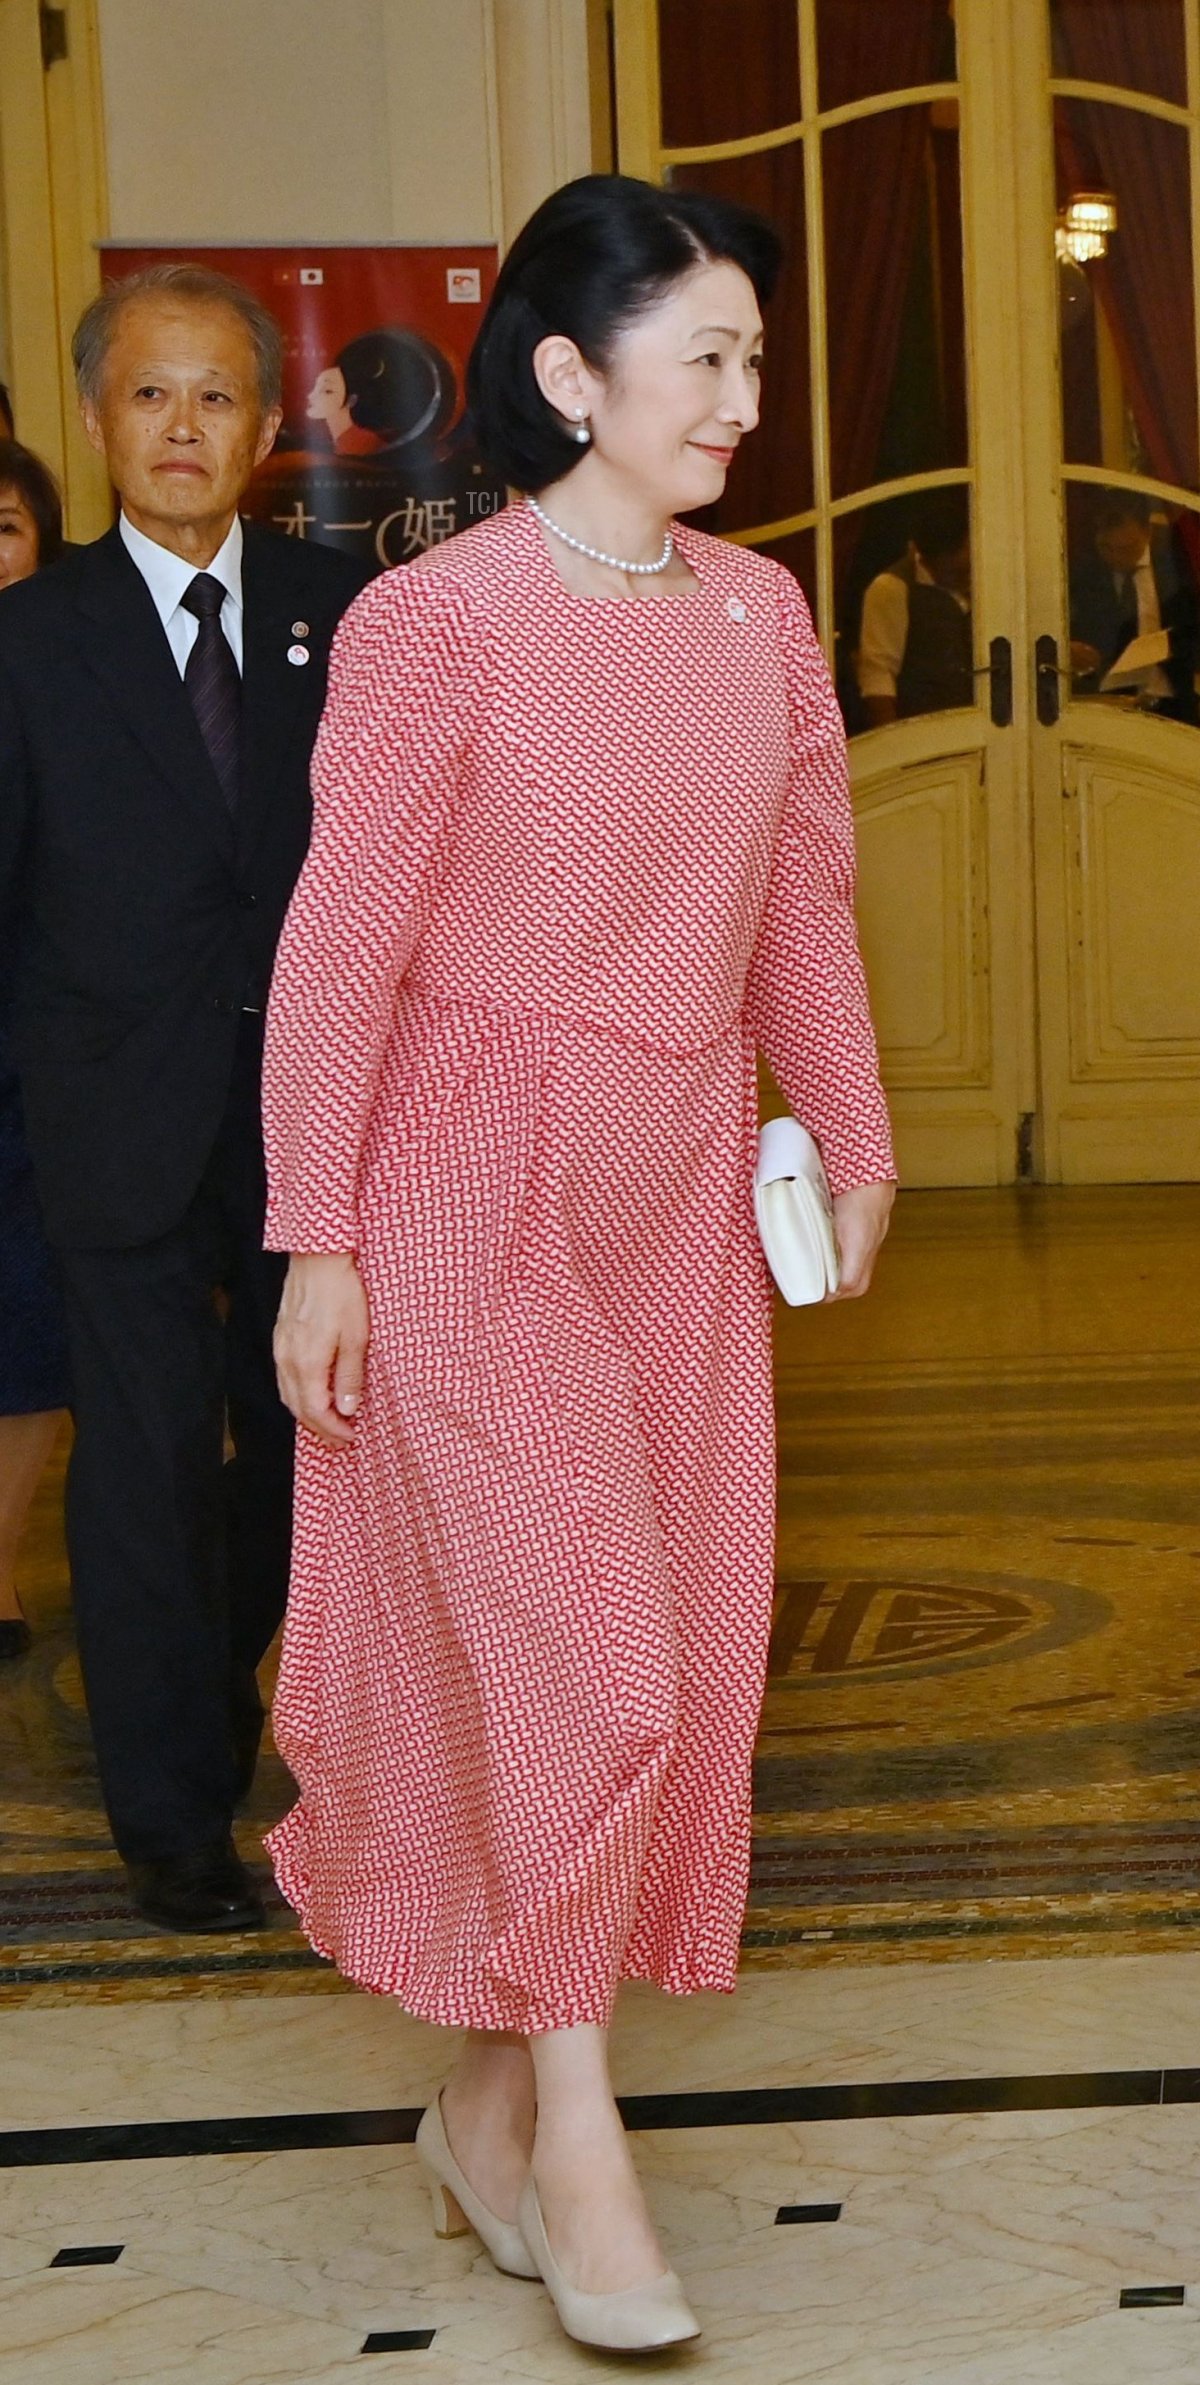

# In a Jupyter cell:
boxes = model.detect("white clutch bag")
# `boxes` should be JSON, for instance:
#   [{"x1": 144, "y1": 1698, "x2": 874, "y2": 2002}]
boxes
[{"x1": 754, "y1": 1116, "x2": 840, "y2": 1305}]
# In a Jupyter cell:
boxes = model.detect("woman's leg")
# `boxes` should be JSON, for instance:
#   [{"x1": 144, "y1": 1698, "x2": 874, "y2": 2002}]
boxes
[
  {"x1": 0, "y1": 1410, "x2": 61, "y2": 1620},
  {"x1": 440, "y1": 2030, "x2": 537, "y2": 2223},
  {"x1": 529, "y1": 2024, "x2": 667, "y2": 2293},
  {"x1": 440, "y1": 2022, "x2": 666, "y2": 2293}
]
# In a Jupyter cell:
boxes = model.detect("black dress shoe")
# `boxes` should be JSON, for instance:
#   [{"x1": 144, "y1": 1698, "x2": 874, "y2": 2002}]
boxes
[
  {"x1": 125, "y1": 1839, "x2": 266, "y2": 1934},
  {"x1": 0, "y1": 1618, "x2": 31, "y2": 1661}
]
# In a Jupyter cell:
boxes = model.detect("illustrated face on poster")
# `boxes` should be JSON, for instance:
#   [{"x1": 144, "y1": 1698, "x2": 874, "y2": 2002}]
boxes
[{"x1": 101, "y1": 245, "x2": 507, "y2": 576}]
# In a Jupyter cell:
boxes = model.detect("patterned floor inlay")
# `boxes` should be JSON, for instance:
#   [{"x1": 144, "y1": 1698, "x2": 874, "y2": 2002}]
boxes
[
  {"x1": 359, "y1": 2329, "x2": 438, "y2": 2353},
  {"x1": 4, "y1": 1184, "x2": 1200, "y2": 1999},
  {"x1": 48, "y1": 2244, "x2": 124, "y2": 2267}
]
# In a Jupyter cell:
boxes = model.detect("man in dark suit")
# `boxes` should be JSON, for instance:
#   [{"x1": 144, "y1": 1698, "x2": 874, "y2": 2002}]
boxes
[
  {"x1": 0, "y1": 265, "x2": 367, "y2": 1931},
  {"x1": 1070, "y1": 489, "x2": 1200, "y2": 727}
]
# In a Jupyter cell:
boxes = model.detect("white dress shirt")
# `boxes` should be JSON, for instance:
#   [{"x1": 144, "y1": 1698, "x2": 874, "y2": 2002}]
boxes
[
  {"x1": 857, "y1": 555, "x2": 970, "y2": 701},
  {"x1": 1113, "y1": 543, "x2": 1168, "y2": 696},
  {"x1": 119, "y1": 511, "x2": 244, "y2": 677},
  {"x1": 1121, "y1": 544, "x2": 1164, "y2": 639}
]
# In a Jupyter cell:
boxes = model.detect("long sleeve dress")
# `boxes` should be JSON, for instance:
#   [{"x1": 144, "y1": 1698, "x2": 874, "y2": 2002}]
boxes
[{"x1": 261, "y1": 498, "x2": 894, "y2": 2032}]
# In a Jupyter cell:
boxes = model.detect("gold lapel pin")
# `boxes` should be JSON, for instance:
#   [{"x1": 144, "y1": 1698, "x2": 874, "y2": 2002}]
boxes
[{"x1": 291, "y1": 619, "x2": 310, "y2": 637}]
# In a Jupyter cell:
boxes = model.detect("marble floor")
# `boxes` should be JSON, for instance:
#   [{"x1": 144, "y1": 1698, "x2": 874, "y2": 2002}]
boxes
[
  {"x1": 4, "y1": 1957, "x2": 1200, "y2": 2381},
  {"x1": 4, "y1": 1184, "x2": 1200, "y2": 2373}
]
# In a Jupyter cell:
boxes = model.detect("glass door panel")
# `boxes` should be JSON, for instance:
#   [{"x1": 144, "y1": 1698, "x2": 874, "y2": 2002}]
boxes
[
  {"x1": 836, "y1": 489, "x2": 975, "y2": 737},
  {"x1": 754, "y1": 525, "x2": 819, "y2": 618},
  {"x1": 1049, "y1": 0, "x2": 1187, "y2": 107},
  {"x1": 1066, "y1": 485, "x2": 1200, "y2": 727},
  {"x1": 657, "y1": 0, "x2": 801, "y2": 146},
  {"x1": 824, "y1": 101, "x2": 968, "y2": 499},
  {"x1": 1055, "y1": 96, "x2": 1198, "y2": 486},
  {"x1": 815, "y1": 0, "x2": 956, "y2": 112}
]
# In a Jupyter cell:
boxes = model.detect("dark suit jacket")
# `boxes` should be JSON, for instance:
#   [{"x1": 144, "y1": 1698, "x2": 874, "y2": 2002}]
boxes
[
  {"x1": 0, "y1": 520, "x2": 368, "y2": 1248},
  {"x1": 1070, "y1": 535, "x2": 1200, "y2": 724}
]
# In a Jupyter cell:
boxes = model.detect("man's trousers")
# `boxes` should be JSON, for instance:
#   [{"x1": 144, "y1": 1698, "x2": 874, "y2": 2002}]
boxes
[{"x1": 55, "y1": 1018, "x2": 293, "y2": 1861}]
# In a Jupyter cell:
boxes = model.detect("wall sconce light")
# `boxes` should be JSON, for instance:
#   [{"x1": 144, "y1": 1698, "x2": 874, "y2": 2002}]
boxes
[{"x1": 1055, "y1": 192, "x2": 1118, "y2": 265}]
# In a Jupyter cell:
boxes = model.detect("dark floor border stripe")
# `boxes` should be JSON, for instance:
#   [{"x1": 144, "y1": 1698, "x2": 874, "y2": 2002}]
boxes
[
  {"x1": 0, "y1": 1950, "x2": 322, "y2": 1987},
  {"x1": 1, "y1": 2067, "x2": 1191, "y2": 2168},
  {"x1": 742, "y1": 1905, "x2": 1200, "y2": 1950},
  {"x1": 14, "y1": 1894, "x2": 1200, "y2": 1989}
]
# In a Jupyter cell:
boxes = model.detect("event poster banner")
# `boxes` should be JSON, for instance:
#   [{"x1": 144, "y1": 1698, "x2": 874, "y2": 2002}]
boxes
[{"x1": 102, "y1": 245, "x2": 506, "y2": 576}]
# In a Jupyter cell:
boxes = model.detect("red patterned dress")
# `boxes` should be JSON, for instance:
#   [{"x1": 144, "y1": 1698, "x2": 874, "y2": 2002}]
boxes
[{"x1": 262, "y1": 499, "x2": 893, "y2": 2030}]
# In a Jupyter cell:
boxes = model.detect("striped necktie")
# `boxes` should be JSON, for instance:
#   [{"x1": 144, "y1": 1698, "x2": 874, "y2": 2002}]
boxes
[{"x1": 180, "y1": 572, "x2": 241, "y2": 813}]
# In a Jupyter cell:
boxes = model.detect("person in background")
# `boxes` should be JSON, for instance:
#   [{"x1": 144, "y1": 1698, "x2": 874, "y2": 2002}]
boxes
[
  {"x1": 0, "y1": 266, "x2": 367, "y2": 1932},
  {"x1": 856, "y1": 487, "x2": 973, "y2": 727},
  {"x1": 0, "y1": 440, "x2": 69, "y2": 1660},
  {"x1": 1070, "y1": 488, "x2": 1199, "y2": 725}
]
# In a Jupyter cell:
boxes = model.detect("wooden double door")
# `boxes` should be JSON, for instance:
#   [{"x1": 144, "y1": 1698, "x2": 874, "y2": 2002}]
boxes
[{"x1": 613, "y1": 0, "x2": 1200, "y2": 1183}]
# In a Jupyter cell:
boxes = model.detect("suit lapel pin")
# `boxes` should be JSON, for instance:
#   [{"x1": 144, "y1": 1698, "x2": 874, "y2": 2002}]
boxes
[
  {"x1": 287, "y1": 642, "x2": 310, "y2": 667},
  {"x1": 291, "y1": 620, "x2": 310, "y2": 637}
]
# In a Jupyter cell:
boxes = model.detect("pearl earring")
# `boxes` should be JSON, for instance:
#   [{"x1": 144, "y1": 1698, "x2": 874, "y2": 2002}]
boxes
[{"x1": 573, "y1": 414, "x2": 591, "y2": 444}]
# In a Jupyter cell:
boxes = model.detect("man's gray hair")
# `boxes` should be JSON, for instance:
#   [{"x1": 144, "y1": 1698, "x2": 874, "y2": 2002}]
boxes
[{"x1": 72, "y1": 264, "x2": 284, "y2": 412}]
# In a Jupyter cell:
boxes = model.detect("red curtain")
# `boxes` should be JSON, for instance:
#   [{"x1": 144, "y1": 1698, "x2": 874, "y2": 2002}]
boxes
[
  {"x1": 658, "y1": 0, "x2": 800, "y2": 150},
  {"x1": 1053, "y1": 10, "x2": 1198, "y2": 490},
  {"x1": 820, "y1": 7, "x2": 949, "y2": 498},
  {"x1": 932, "y1": 121, "x2": 968, "y2": 468},
  {"x1": 1050, "y1": 0, "x2": 1186, "y2": 108},
  {"x1": 823, "y1": 115, "x2": 932, "y2": 498},
  {"x1": 667, "y1": 3, "x2": 951, "y2": 530}
]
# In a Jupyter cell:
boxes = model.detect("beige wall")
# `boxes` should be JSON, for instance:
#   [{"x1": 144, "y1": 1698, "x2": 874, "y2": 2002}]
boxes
[
  {"x1": 97, "y1": 0, "x2": 595, "y2": 250},
  {"x1": 0, "y1": 0, "x2": 599, "y2": 534}
]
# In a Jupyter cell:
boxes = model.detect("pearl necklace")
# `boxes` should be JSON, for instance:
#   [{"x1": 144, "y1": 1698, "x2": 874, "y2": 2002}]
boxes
[{"x1": 526, "y1": 495, "x2": 674, "y2": 576}]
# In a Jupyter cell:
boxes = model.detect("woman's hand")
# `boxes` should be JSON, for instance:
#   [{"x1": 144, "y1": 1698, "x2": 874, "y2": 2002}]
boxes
[
  {"x1": 829, "y1": 1181, "x2": 895, "y2": 1301},
  {"x1": 274, "y1": 1253, "x2": 370, "y2": 1446}
]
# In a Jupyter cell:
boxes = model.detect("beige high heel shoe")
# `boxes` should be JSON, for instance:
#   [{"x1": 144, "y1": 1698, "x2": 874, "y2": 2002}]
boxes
[
  {"x1": 518, "y1": 2177, "x2": 701, "y2": 2352},
  {"x1": 415, "y1": 2094, "x2": 540, "y2": 2280}
]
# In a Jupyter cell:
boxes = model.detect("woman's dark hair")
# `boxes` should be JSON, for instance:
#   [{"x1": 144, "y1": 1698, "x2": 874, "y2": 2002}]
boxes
[
  {"x1": 0, "y1": 437, "x2": 64, "y2": 566},
  {"x1": 467, "y1": 173, "x2": 782, "y2": 492},
  {"x1": 335, "y1": 328, "x2": 457, "y2": 446}
]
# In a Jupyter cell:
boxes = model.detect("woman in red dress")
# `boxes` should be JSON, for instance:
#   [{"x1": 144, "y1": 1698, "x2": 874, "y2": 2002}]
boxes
[{"x1": 266, "y1": 174, "x2": 894, "y2": 2353}]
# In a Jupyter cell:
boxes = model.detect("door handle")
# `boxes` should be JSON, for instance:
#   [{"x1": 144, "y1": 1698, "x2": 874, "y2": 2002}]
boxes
[
  {"x1": 988, "y1": 635, "x2": 1012, "y2": 728},
  {"x1": 974, "y1": 636, "x2": 1013, "y2": 727},
  {"x1": 1035, "y1": 633, "x2": 1063, "y2": 726}
]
